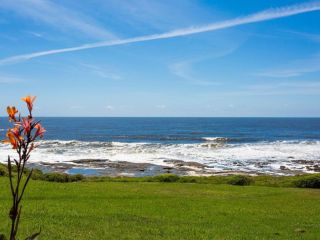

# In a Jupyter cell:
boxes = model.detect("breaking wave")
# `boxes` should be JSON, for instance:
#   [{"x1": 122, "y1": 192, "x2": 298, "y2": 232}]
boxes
[
  {"x1": 202, "y1": 137, "x2": 229, "y2": 142},
  {"x1": 0, "y1": 139, "x2": 319, "y2": 174}
]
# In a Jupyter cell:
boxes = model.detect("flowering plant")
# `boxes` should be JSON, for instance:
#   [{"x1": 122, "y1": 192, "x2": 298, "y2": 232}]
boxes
[{"x1": 1, "y1": 96, "x2": 45, "y2": 240}]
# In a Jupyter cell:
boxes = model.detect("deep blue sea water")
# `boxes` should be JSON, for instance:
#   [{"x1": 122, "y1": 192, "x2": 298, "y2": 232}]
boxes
[
  {"x1": 2, "y1": 117, "x2": 319, "y2": 143},
  {"x1": 1, "y1": 117, "x2": 320, "y2": 174}
]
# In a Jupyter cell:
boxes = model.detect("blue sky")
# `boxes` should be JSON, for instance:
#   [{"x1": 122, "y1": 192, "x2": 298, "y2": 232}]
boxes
[{"x1": 0, "y1": 0, "x2": 320, "y2": 117}]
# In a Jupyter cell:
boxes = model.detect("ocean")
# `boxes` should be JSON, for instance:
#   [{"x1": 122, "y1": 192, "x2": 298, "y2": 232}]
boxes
[{"x1": 0, "y1": 117, "x2": 320, "y2": 175}]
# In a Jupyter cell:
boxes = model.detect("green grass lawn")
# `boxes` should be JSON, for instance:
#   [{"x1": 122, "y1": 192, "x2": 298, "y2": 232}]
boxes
[{"x1": 0, "y1": 178, "x2": 319, "y2": 240}]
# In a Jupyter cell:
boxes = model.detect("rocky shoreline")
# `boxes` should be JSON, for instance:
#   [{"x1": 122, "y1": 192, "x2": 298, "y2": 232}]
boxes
[{"x1": 26, "y1": 158, "x2": 320, "y2": 177}]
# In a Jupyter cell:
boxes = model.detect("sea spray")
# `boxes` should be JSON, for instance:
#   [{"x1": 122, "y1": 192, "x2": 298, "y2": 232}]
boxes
[{"x1": 1, "y1": 139, "x2": 319, "y2": 174}]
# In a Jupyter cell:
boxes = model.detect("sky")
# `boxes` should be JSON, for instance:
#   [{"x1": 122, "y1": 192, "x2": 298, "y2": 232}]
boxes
[{"x1": 0, "y1": 0, "x2": 320, "y2": 117}]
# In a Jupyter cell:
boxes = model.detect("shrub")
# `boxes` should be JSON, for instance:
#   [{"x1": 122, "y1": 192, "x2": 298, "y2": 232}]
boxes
[
  {"x1": 0, "y1": 164, "x2": 8, "y2": 176},
  {"x1": 294, "y1": 174, "x2": 320, "y2": 188},
  {"x1": 71, "y1": 174, "x2": 85, "y2": 182},
  {"x1": 42, "y1": 172, "x2": 84, "y2": 182},
  {"x1": 227, "y1": 175, "x2": 253, "y2": 186},
  {"x1": 154, "y1": 174, "x2": 180, "y2": 182},
  {"x1": 30, "y1": 168, "x2": 44, "y2": 180},
  {"x1": 43, "y1": 173, "x2": 68, "y2": 182},
  {"x1": 179, "y1": 176, "x2": 198, "y2": 183}
]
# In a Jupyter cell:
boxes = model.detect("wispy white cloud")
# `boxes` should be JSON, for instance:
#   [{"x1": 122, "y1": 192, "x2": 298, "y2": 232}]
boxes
[
  {"x1": 247, "y1": 80, "x2": 320, "y2": 90},
  {"x1": 0, "y1": 34, "x2": 19, "y2": 42},
  {"x1": 283, "y1": 30, "x2": 320, "y2": 42},
  {"x1": 253, "y1": 68, "x2": 318, "y2": 78},
  {"x1": 0, "y1": 0, "x2": 116, "y2": 40},
  {"x1": 101, "y1": 0, "x2": 214, "y2": 32},
  {"x1": 0, "y1": 1, "x2": 319, "y2": 65},
  {"x1": 106, "y1": 105, "x2": 114, "y2": 111},
  {"x1": 169, "y1": 60, "x2": 216, "y2": 86},
  {"x1": 253, "y1": 54, "x2": 320, "y2": 78},
  {"x1": 169, "y1": 46, "x2": 240, "y2": 85},
  {"x1": 0, "y1": 74, "x2": 24, "y2": 83},
  {"x1": 80, "y1": 63, "x2": 121, "y2": 80},
  {"x1": 156, "y1": 104, "x2": 166, "y2": 109},
  {"x1": 218, "y1": 80, "x2": 320, "y2": 96},
  {"x1": 25, "y1": 31, "x2": 44, "y2": 38}
]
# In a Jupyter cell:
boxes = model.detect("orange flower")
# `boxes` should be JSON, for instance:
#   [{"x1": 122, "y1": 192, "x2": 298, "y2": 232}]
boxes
[
  {"x1": 21, "y1": 95, "x2": 36, "y2": 112},
  {"x1": 34, "y1": 123, "x2": 46, "y2": 138},
  {"x1": 21, "y1": 117, "x2": 32, "y2": 134},
  {"x1": 3, "y1": 130, "x2": 19, "y2": 149},
  {"x1": 10, "y1": 126, "x2": 21, "y2": 140},
  {"x1": 7, "y1": 106, "x2": 18, "y2": 122}
]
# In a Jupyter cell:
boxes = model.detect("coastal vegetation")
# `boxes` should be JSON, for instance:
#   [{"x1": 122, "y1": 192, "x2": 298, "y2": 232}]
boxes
[
  {"x1": 1, "y1": 164, "x2": 319, "y2": 188},
  {"x1": 0, "y1": 175, "x2": 319, "y2": 240}
]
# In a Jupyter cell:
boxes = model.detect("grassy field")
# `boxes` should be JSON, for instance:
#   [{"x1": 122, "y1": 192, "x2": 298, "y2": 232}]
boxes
[{"x1": 0, "y1": 177, "x2": 319, "y2": 240}]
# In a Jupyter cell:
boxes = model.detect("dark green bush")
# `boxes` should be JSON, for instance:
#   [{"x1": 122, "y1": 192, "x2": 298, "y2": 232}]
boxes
[
  {"x1": 154, "y1": 174, "x2": 180, "y2": 182},
  {"x1": 43, "y1": 173, "x2": 68, "y2": 182},
  {"x1": 0, "y1": 164, "x2": 8, "y2": 176},
  {"x1": 294, "y1": 174, "x2": 320, "y2": 188},
  {"x1": 30, "y1": 168, "x2": 44, "y2": 180},
  {"x1": 227, "y1": 175, "x2": 253, "y2": 186},
  {"x1": 179, "y1": 176, "x2": 198, "y2": 183},
  {"x1": 3, "y1": 163, "x2": 320, "y2": 188},
  {"x1": 71, "y1": 174, "x2": 85, "y2": 182},
  {"x1": 41, "y1": 172, "x2": 84, "y2": 182}
]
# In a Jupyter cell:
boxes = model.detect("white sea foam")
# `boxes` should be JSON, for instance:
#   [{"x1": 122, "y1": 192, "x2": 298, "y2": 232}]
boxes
[
  {"x1": 202, "y1": 137, "x2": 229, "y2": 142},
  {"x1": 0, "y1": 140, "x2": 319, "y2": 174}
]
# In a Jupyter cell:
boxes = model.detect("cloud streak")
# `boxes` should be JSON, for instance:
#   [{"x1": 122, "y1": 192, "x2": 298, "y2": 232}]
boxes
[
  {"x1": 80, "y1": 63, "x2": 121, "y2": 80},
  {"x1": 0, "y1": 0, "x2": 116, "y2": 40},
  {"x1": 253, "y1": 54, "x2": 320, "y2": 78},
  {"x1": 0, "y1": 75, "x2": 24, "y2": 83},
  {"x1": 1, "y1": 1, "x2": 320, "y2": 65},
  {"x1": 169, "y1": 45, "x2": 242, "y2": 85},
  {"x1": 284, "y1": 30, "x2": 320, "y2": 42},
  {"x1": 169, "y1": 60, "x2": 219, "y2": 86}
]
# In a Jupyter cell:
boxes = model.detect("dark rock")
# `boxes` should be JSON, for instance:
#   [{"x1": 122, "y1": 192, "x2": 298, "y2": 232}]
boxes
[
  {"x1": 73, "y1": 159, "x2": 108, "y2": 164},
  {"x1": 163, "y1": 159, "x2": 206, "y2": 168},
  {"x1": 306, "y1": 165, "x2": 320, "y2": 172},
  {"x1": 292, "y1": 160, "x2": 315, "y2": 165},
  {"x1": 280, "y1": 166, "x2": 289, "y2": 170},
  {"x1": 233, "y1": 161, "x2": 244, "y2": 166},
  {"x1": 163, "y1": 159, "x2": 183, "y2": 164},
  {"x1": 255, "y1": 162, "x2": 268, "y2": 168},
  {"x1": 163, "y1": 167, "x2": 173, "y2": 170}
]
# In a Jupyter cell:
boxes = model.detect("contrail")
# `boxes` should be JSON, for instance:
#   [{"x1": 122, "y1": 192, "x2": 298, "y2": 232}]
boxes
[{"x1": 1, "y1": 1, "x2": 320, "y2": 65}]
